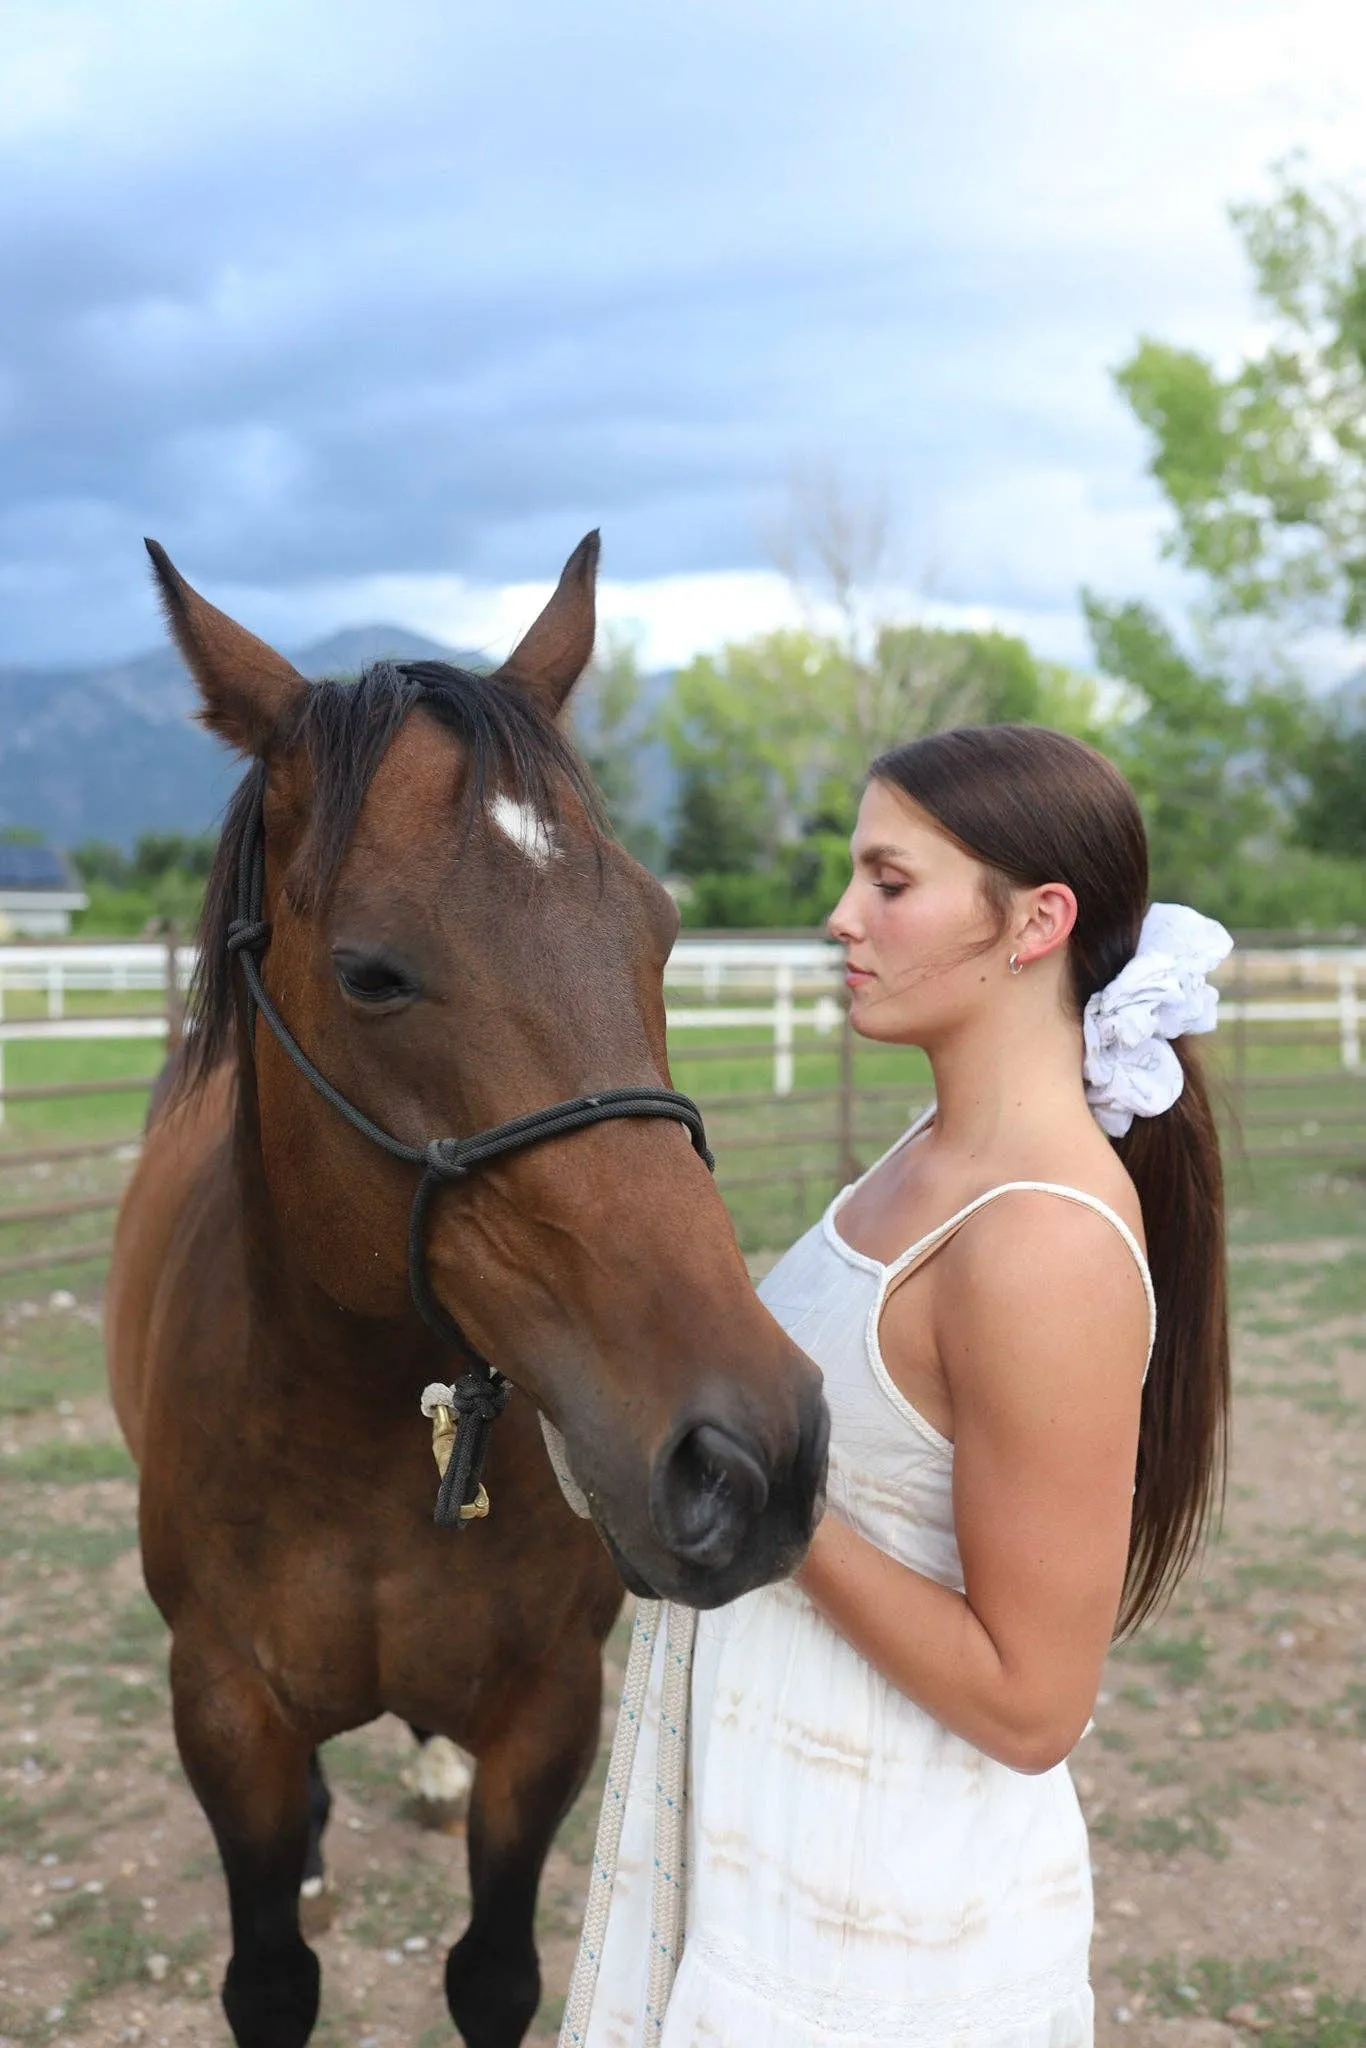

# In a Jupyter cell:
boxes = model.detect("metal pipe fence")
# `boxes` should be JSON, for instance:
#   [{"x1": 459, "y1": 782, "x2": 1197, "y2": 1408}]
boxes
[{"x1": 1, "y1": 933, "x2": 1362, "y2": 1280}]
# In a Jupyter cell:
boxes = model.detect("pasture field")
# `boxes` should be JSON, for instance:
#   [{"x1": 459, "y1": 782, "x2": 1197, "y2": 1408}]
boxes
[
  {"x1": 0, "y1": 1039, "x2": 1364, "y2": 2045},
  {"x1": 3, "y1": 1019, "x2": 1363, "y2": 1276}
]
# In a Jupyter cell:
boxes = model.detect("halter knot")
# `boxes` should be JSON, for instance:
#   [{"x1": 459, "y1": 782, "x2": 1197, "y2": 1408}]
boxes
[
  {"x1": 425, "y1": 1137, "x2": 471, "y2": 1180},
  {"x1": 449, "y1": 1368, "x2": 512, "y2": 1426},
  {"x1": 226, "y1": 918, "x2": 271, "y2": 956}
]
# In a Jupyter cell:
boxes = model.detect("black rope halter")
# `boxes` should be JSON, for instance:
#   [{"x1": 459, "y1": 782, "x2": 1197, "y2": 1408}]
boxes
[{"x1": 225, "y1": 792, "x2": 714, "y2": 1528}]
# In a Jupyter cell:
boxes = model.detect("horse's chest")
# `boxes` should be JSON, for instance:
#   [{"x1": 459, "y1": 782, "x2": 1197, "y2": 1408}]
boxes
[
  {"x1": 237, "y1": 1539, "x2": 378, "y2": 1724},
  {"x1": 240, "y1": 1533, "x2": 489, "y2": 1731}
]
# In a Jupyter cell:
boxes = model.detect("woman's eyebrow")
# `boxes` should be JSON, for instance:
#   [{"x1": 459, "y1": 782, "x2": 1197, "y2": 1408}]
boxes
[{"x1": 856, "y1": 842, "x2": 914, "y2": 866}]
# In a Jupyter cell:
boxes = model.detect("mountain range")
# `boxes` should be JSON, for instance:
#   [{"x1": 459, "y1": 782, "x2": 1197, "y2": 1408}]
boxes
[{"x1": 0, "y1": 626, "x2": 488, "y2": 848}]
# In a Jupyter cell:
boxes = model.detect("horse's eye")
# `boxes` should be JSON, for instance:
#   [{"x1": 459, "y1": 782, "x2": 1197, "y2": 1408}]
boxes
[{"x1": 333, "y1": 951, "x2": 416, "y2": 1006}]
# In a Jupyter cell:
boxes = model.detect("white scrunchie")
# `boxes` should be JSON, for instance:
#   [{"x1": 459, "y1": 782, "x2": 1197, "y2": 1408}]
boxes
[{"x1": 1082, "y1": 902, "x2": 1234, "y2": 1138}]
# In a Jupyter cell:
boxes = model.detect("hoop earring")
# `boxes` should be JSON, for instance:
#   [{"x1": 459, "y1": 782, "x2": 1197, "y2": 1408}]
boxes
[{"x1": 1008, "y1": 953, "x2": 1023, "y2": 975}]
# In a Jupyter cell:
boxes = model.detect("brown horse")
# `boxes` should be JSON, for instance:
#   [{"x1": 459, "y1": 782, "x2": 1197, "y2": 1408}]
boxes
[{"x1": 105, "y1": 534, "x2": 828, "y2": 2048}]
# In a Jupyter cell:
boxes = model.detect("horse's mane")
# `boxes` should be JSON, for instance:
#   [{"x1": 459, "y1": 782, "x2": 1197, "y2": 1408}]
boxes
[{"x1": 183, "y1": 660, "x2": 604, "y2": 1096}]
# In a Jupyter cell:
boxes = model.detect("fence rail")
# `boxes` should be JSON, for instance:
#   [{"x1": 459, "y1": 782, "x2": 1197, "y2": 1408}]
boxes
[{"x1": 2, "y1": 933, "x2": 1363, "y2": 1280}]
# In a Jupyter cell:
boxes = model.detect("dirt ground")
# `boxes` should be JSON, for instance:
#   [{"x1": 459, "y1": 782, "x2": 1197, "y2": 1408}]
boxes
[{"x1": 1, "y1": 1237, "x2": 1364, "y2": 2048}]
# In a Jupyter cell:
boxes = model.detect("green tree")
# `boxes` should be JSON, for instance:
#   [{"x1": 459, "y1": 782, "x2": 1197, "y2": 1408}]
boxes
[
  {"x1": 1295, "y1": 686, "x2": 1366, "y2": 861},
  {"x1": 660, "y1": 620, "x2": 1105, "y2": 925},
  {"x1": 1084, "y1": 598, "x2": 1366, "y2": 926},
  {"x1": 1085, "y1": 599, "x2": 1284, "y2": 893},
  {"x1": 69, "y1": 830, "x2": 219, "y2": 937},
  {"x1": 570, "y1": 631, "x2": 666, "y2": 870},
  {"x1": 669, "y1": 768, "x2": 769, "y2": 878},
  {"x1": 72, "y1": 840, "x2": 130, "y2": 887},
  {"x1": 1109, "y1": 160, "x2": 1366, "y2": 919},
  {"x1": 130, "y1": 831, "x2": 216, "y2": 884},
  {"x1": 660, "y1": 630, "x2": 850, "y2": 862},
  {"x1": 871, "y1": 624, "x2": 1108, "y2": 756},
  {"x1": 1116, "y1": 161, "x2": 1366, "y2": 630}
]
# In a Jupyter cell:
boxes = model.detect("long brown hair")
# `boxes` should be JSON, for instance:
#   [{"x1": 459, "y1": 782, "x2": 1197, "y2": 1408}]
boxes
[{"x1": 870, "y1": 723, "x2": 1229, "y2": 1633}]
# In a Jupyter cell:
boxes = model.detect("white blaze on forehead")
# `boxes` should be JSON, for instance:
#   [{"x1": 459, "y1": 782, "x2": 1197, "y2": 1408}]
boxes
[{"x1": 488, "y1": 792, "x2": 558, "y2": 867}]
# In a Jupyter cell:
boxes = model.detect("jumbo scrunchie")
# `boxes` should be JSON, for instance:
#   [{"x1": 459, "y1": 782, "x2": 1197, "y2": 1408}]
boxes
[{"x1": 1082, "y1": 902, "x2": 1234, "y2": 1138}]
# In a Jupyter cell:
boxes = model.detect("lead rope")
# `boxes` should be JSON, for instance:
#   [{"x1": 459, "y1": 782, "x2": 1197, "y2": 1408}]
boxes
[
  {"x1": 548, "y1": 1432, "x2": 695, "y2": 2046},
  {"x1": 645, "y1": 1602, "x2": 696, "y2": 2037},
  {"x1": 560, "y1": 1600, "x2": 696, "y2": 2046}
]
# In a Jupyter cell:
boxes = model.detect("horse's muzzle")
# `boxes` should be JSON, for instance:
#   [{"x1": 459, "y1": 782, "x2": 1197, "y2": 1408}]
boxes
[{"x1": 644, "y1": 1383, "x2": 830, "y2": 1604}]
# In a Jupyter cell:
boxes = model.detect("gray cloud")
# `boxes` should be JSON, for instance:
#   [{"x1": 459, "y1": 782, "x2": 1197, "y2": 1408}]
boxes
[{"x1": 0, "y1": 0, "x2": 1352, "y2": 662}]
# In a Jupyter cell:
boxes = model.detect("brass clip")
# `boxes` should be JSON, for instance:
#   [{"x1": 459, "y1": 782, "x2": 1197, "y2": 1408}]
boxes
[
  {"x1": 430, "y1": 1402, "x2": 458, "y2": 1478},
  {"x1": 429, "y1": 1402, "x2": 492, "y2": 1522}
]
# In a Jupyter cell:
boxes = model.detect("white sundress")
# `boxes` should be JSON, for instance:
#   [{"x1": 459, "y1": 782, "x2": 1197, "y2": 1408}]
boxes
[{"x1": 565, "y1": 1125, "x2": 1157, "y2": 2048}]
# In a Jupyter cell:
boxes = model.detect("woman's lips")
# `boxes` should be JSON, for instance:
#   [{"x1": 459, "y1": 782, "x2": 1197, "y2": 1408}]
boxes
[{"x1": 844, "y1": 964, "x2": 874, "y2": 987}]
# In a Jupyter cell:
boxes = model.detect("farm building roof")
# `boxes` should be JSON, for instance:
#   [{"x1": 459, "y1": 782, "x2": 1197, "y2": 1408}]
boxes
[{"x1": 0, "y1": 843, "x2": 78, "y2": 891}]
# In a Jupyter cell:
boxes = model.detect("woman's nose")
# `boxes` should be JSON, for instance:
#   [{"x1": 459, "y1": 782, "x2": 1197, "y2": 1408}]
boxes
[{"x1": 827, "y1": 885, "x2": 860, "y2": 942}]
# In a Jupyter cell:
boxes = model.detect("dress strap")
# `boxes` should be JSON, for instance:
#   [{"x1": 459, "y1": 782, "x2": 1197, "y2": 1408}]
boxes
[{"x1": 885, "y1": 1181, "x2": 1157, "y2": 1368}]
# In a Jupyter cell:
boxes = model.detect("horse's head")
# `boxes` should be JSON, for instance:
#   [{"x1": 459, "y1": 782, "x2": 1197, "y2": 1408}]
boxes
[{"x1": 148, "y1": 534, "x2": 828, "y2": 1608}]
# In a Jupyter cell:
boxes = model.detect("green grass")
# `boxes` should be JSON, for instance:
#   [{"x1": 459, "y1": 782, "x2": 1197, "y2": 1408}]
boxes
[
  {"x1": 3, "y1": 1521, "x2": 136, "y2": 1571},
  {"x1": 0, "y1": 1035, "x2": 159, "y2": 1141},
  {"x1": 349, "y1": 1862, "x2": 461, "y2": 1949},
  {"x1": 324, "y1": 1732, "x2": 409, "y2": 1808},
  {"x1": 1317, "y1": 1683, "x2": 1366, "y2": 1736},
  {"x1": 0, "y1": 985, "x2": 169, "y2": 1021},
  {"x1": 0, "y1": 1317, "x2": 105, "y2": 1412},
  {"x1": 1126, "y1": 1952, "x2": 1366, "y2": 2045},
  {"x1": 0, "y1": 1783, "x2": 87, "y2": 1857},
  {"x1": 1245, "y1": 1696, "x2": 1301, "y2": 1732},
  {"x1": 1119, "y1": 1630, "x2": 1211, "y2": 1690},
  {"x1": 0, "y1": 1439, "x2": 135, "y2": 1483},
  {"x1": 1094, "y1": 1768, "x2": 1292, "y2": 1861},
  {"x1": 1247, "y1": 1377, "x2": 1360, "y2": 1422},
  {"x1": 1298, "y1": 1251, "x2": 1366, "y2": 1317},
  {"x1": 1, "y1": 1017, "x2": 1362, "y2": 1257},
  {"x1": 1224, "y1": 1152, "x2": 1366, "y2": 1249}
]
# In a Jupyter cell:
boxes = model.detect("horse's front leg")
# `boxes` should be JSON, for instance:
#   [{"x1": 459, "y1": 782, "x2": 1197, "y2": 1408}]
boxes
[
  {"x1": 170, "y1": 1628, "x2": 321, "y2": 2048},
  {"x1": 446, "y1": 1646, "x2": 603, "y2": 2048}
]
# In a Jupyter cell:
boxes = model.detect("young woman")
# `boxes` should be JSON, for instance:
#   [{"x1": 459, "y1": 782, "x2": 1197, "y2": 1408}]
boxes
[{"x1": 561, "y1": 724, "x2": 1231, "y2": 2048}]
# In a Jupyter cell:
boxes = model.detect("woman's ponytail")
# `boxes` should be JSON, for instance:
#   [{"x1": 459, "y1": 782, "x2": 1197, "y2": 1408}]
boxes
[{"x1": 1113, "y1": 1039, "x2": 1228, "y2": 1631}]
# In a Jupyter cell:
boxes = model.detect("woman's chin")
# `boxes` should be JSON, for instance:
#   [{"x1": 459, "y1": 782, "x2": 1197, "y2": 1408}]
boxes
[{"x1": 848, "y1": 1000, "x2": 899, "y2": 1042}]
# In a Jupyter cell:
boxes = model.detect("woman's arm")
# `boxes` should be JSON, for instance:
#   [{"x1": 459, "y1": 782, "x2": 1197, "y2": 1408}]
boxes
[{"x1": 796, "y1": 1195, "x2": 1149, "y2": 1772}]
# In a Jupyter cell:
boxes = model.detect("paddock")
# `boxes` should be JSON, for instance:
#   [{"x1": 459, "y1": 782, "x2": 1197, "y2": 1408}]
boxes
[{"x1": 1, "y1": 936, "x2": 1363, "y2": 2047}]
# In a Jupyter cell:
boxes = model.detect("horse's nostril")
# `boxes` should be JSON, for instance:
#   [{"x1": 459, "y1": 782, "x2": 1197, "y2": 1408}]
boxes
[{"x1": 650, "y1": 1422, "x2": 770, "y2": 1571}]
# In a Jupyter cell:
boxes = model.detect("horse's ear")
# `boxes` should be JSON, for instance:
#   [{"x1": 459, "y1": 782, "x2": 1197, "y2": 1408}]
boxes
[
  {"x1": 145, "y1": 539, "x2": 307, "y2": 756},
  {"x1": 496, "y1": 530, "x2": 600, "y2": 715}
]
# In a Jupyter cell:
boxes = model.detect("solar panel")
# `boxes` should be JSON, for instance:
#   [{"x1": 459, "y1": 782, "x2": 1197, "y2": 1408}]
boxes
[{"x1": 0, "y1": 844, "x2": 71, "y2": 889}]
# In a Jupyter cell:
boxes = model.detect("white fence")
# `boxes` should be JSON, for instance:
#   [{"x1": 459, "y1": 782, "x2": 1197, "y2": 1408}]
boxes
[{"x1": 0, "y1": 940, "x2": 1363, "y2": 1118}]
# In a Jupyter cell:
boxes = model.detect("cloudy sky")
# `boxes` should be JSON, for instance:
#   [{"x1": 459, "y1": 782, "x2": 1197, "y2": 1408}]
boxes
[{"x1": 3, "y1": 0, "x2": 1366, "y2": 673}]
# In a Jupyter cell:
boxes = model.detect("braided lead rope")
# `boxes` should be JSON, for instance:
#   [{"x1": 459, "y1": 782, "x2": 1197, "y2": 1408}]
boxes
[
  {"x1": 643, "y1": 1601, "x2": 696, "y2": 2041},
  {"x1": 539, "y1": 1414, "x2": 593, "y2": 1520},
  {"x1": 560, "y1": 1599, "x2": 664, "y2": 2045},
  {"x1": 559, "y1": 1599, "x2": 697, "y2": 2046}
]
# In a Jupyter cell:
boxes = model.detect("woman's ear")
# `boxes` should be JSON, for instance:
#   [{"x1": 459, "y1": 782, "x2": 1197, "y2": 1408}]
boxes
[{"x1": 1013, "y1": 883, "x2": 1078, "y2": 966}]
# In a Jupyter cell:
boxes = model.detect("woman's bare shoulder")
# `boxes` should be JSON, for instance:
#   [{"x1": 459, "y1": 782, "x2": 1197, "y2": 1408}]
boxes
[
  {"x1": 992, "y1": 1132, "x2": 1146, "y2": 1248},
  {"x1": 932, "y1": 1184, "x2": 1152, "y2": 1393}
]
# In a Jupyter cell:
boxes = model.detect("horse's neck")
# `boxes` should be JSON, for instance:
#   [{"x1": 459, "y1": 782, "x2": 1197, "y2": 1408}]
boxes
[{"x1": 228, "y1": 1085, "x2": 443, "y2": 1413}]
